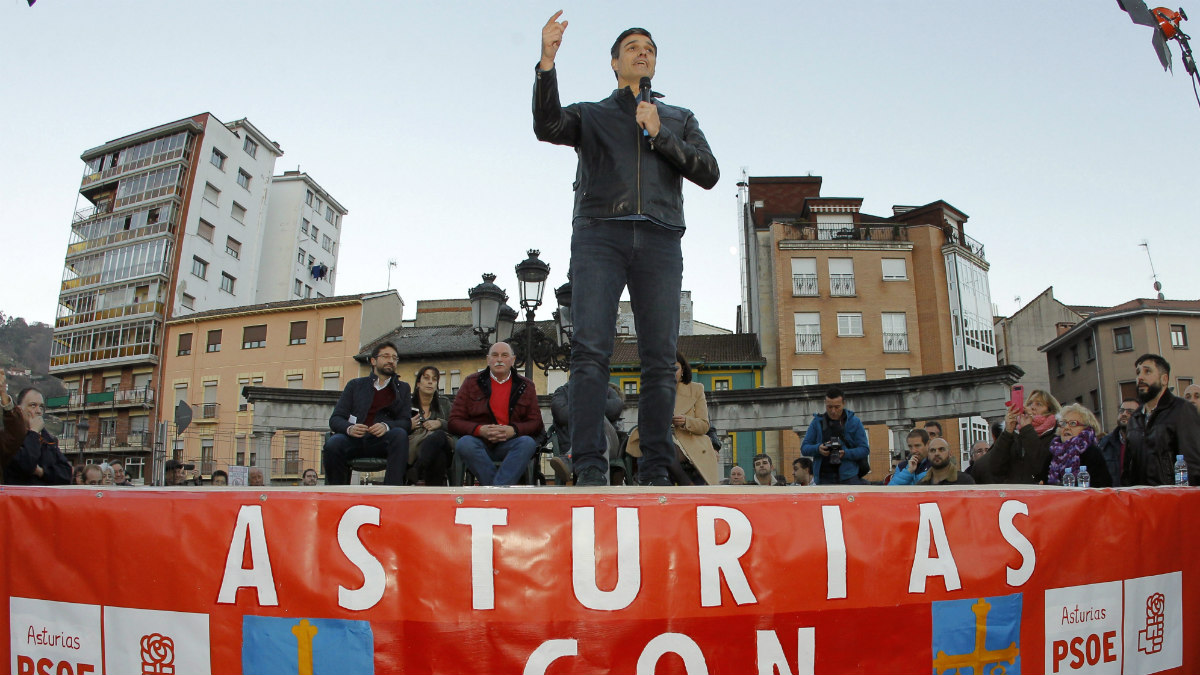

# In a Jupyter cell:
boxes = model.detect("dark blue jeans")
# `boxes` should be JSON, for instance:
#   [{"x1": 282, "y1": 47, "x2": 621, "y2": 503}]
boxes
[
  {"x1": 455, "y1": 435, "x2": 538, "y2": 486},
  {"x1": 568, "y1": 218, "x2": 683, "y2": 481},
  {"x1": 322, "y1": 428, "x2": 408, "y2": 486}
]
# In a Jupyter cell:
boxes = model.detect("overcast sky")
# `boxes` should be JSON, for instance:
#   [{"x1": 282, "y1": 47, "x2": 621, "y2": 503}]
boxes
[{"x1": 3, "y1": 1, "x2": 1197, "y2": 330}]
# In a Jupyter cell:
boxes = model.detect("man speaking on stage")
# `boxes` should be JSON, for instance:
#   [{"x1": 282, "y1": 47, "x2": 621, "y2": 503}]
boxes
[{"x1": 533, "y1": 11, "x2": 719, "y2": 486}]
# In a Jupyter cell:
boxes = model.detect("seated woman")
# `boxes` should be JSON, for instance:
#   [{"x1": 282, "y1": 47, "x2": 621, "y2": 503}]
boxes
[
  {"x1": 408, "y1": 366, "x2": 455, "y2": 486},
  {"x1": 1046, "y1": 403, "x2": 1113, "y2": 487},
  {"x1": 974, "y1": 388, "x2": 1061, "y2": 484},
  {"x1": 627, "y1": 352, "x2": 718, "y2": 485}
]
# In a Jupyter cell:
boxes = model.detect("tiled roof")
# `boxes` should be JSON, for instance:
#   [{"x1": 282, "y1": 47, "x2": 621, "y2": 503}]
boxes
[
  {"x1": 167, "y1": 291, "x2": 393, "y2": 323},
  {"x1": 1041, "y1": 297, "x2": 1200, "y2": 351},
  {"x1": 611, "y1": 333, "x2": 764, "y2": 367},
  {"x1": 357, "y1": 321, "x2": 561, "y2": 361}
]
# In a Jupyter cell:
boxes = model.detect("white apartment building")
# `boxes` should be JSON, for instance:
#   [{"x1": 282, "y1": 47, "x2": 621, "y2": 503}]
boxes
[{"x1": 257, "y1": 171, "x2": 347, "y2": 302}]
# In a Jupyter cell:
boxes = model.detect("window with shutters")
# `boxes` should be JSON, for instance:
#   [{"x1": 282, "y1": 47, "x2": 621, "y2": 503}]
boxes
[
  {"x1": 289, "y1": 321, "x2": 307, "y2": 345},
  {"x1": 324, "y1": 317, "x2": 344, "y2": 342},
  {"x1": 177, "y1": 333, "x2": 192, "y2": 356},
  {"x1": 242, "y1": 324, "x2": 267, "y2": 349},
  {"x1": 206, "y1": 330, "x2": 221, "y2": 353},
  {"x1": 225, "y1": 236, "x2": 241, "y2": 259}
]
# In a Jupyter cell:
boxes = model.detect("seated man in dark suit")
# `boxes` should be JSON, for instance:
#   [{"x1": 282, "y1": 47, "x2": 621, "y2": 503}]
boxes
[{"x1": 322, "y1": 342, "x2": 412, "y2": 485}]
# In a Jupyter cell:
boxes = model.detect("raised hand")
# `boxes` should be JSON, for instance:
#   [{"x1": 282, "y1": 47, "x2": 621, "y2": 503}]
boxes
[{"x1": 541, "y1": 10, "x2": 568, "y2": 70}]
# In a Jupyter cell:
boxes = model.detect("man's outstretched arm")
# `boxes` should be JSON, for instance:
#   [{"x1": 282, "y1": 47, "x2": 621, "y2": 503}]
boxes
[{"x1": 533, "y1": 10, "x2": 581, "y2": 146}]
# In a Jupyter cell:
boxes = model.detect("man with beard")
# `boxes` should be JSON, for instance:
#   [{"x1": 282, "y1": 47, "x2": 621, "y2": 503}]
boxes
[
  {"x1": 322, "y1": 342, "x2": 412, "y2": 486},
  {"x1": 1125, "y1": 354, "x2": 1200, "y2": 485},
  {"x1": 917, "y1": 438, "x2": 975, "y2": 486},
  {"x1": 1098, "y1": 398, "x2": 1139, "y2": 487}
]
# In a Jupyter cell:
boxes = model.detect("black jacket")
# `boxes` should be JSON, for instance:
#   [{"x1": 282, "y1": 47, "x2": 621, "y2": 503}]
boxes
[
  {"x1": 4, "y1": 428, "x2": 72, "y2": 486},
  {"x1": 1096, "y1": 427, "x2": 1128, "y2": 487},
  {"x1": 533, "y1": 66, "x2": 719, "y2": 228},
  {"x1": 974, "y1": 425, "x2": 1055, "y2": 484},
  {"x1": 1125, "y1": 389, "x2": 1200, "y2": 486},
  {"x1": 328, "y1": 375, "x2": 412, "y2": 436}
]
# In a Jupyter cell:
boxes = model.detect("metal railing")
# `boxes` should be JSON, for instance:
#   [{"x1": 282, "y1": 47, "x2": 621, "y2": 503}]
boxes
[
  {"x1": 794, "y1": 332, "x2": 822, "y2": 354},
  {"x1": 80, "y1": 146, "x2": 189, "y2": 189},
  {"x1": 270, "y1": 457, "x2": 303, "y2": 477},
  {"x1": 44, "y1": 387, "x2": 156, "y2": 410},
  {"x1": 883, "y1": 332, "x2": 909, "y2": 353},
  {"x1": 55, "y1": 301, "x2": 166, "y2": 329},
  {"x1": 193, "y1": 402, "x2": 220, "y2": 420},
  {"x1": 782, "y1": 223, "x2": 909, "y2": 243},
  {"x1": 791, "y1": 274, "x2": 818, "y2": 296},
  {"x1": 830, "y1": 274, "x2": 856, "y2": 296}
]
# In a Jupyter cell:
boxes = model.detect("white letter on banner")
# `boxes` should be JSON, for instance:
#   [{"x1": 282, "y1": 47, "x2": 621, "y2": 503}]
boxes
[
  {"x1": 908, "y1": 502, "x2": 961, "y2": 593},
  {"x1": 455, "y1": 508, "x2": 508, "y2": 610},
  {"x1": 696, "y1": 506, "x2": 757, "y2": 607},
  {"x1": 999, "y1": 500, "x2": 1035, "y2": 586},
  {"x1": 821, "y1": 505, "x2": 847, "y2": 600},
  {"x1": 217, "y1": 505, "x2": 278, "y2": 605},
  {"x1": 337, "y1": 505, "x2": 385, "y2": 611},
  {"x1": 572, "y1": 507, "x2": 641, "y2": 610},
  {"x1": 523, "y1": 639, "x2": 578, "y2": 675},
  {"x1": 755, "y1": 628, "x2": 816, "y2": 675},
  {"x1": 636, "y1": 633, "x2": 709, "y2": 675}
]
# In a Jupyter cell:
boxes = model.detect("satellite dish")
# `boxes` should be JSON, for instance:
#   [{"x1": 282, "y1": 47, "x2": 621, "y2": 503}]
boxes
[{"x1": 175, "y1": 400, "x2": 193, "y2": 433}]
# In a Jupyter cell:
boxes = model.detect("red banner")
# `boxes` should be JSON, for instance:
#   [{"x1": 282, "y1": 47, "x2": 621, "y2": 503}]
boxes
[{"x1": 3, "y1": 485, "x2": 1197, "y2": 675}]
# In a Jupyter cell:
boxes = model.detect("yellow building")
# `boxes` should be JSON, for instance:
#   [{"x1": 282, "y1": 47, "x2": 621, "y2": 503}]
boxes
[{"x1": 158, "y1": 291, "x2": 401, "y2": 483}]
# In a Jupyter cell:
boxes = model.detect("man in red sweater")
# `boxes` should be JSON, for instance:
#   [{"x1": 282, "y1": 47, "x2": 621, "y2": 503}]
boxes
[{"x1": 449, "y1": 342, "x2": 545, "y2": 486}]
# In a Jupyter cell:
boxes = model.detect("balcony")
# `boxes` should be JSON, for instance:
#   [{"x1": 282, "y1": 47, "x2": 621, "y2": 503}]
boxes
[
  {"x1": 945, "y1": 230, "x2": 987, "y2": 261},
  {"x1": 883, "y1": 332, "x2": 909, "y2": 353},
  {"x1": 830, "y1": 274, "x2": 856, "y2": 297},
  {"x1": 270, "y1": 456, "x2": 303, "y2": 478},
  {"x1": 791, "y1": 274, "x2": 818, "y2": 297},
  {"x1": 782, "y1": 223, "x2": 909, "y2": 243},
  {"x1": 80, "y1": 145, "x2": 190, "y2": 190},
  {"x1": 95, "y1": 431, "x2": 152, "y2": 453},
  {"x1": 66, "y1": 218, "x2": 175, "y2": 259},
  {"x1": 43, "y1": 387, "x2": 156, "y2": 411},
  {"x1": 795, "y1": 332, "x2": 822, "y2": 354},
  {"x1": 193, "y1": 402, "x2": 220, "y2": 422},
  {"x1": 55, "y1": 300, "x2": 166, "y2": 329}
]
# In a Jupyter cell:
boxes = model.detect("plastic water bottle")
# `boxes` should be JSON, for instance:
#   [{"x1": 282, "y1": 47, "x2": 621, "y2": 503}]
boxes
[
  {"x1": 1077, "y1": 465, "x2": 1090, "y2": 488},
  {"x1": 1176, "y1": 455, "x2": 1189, "y2": 486},
  {"x1": 1062, "y1": 467, "x2": 1076, "y2": 488}
]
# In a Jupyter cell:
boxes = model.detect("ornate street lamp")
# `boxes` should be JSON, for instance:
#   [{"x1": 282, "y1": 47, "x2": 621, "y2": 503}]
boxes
[
  {"x1": 514, "y1": 249, "x2": 550, "y2": 310},
  {"x1": 472, "y1": 252, "x2": 572, "y2": 377},
  {"x1": 75, "y1": 416, "x2": 90, "y2": 466},
  {"x1": 468, "y1": 273, "x2": 507, "y2": 346}
]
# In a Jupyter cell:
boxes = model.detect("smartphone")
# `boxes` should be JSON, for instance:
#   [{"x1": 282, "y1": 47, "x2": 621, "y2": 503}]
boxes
[{"x1": 1010, "y1": 385, "x2": 1025, "y2": 412}]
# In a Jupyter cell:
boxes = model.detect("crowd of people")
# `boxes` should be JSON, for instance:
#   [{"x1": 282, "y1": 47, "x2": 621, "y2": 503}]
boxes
[{"x1": 4, "y1": 352, "x2": 1197, "y2": 490}]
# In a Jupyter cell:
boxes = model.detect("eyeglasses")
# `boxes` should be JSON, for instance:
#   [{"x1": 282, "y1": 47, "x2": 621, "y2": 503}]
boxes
[
  {"x1": 1118, "y1": 407, "x2": 1138, "y2": 414},
  {"x1": 1059, "y1": 419, "x2": 1087, "y2": 429}
]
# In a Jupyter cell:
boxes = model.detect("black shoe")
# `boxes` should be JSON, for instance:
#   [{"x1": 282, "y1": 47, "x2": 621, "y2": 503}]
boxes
[
  {"x1": 575, "y1": 465, "x2": 609, "y2": 487},
  {"x1": 637, "y1": 474, "x2": 671, "y2": 487}
]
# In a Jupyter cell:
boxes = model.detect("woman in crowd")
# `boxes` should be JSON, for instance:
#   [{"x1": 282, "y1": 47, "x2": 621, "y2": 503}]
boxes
[
  {"x1": 974, "y1": 388, "x2": 1061, "y2": 484},
  {"x1": 1047, "y1": 403, "x2": 1113, "y2": 487},
  {"x1": 409, "y1": 366, "x2": 455, "y2": 486},
  {"x1": 628, "y1": 352, "x2": 717, "y2": 485}
]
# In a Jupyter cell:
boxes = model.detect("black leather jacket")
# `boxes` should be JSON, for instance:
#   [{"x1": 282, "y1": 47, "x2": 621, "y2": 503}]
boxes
[
  {"x1": 533, "y1": 66, "x2": 719, "y2": 228},
  {"x1": 1125, "y1": 389, "x2": 1200, "y2": 485}
]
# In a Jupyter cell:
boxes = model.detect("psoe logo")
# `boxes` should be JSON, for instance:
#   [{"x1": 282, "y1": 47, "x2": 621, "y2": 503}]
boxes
[
  {"x1": 1136, "y1": 592, "x2": 1164, "y2": 655},
  {"x1": 242, "y1": 615, "x2": 373, "y2": 675},
  {"x1": 931, "y1": 593, "x2": 1022, "y2": 675}
]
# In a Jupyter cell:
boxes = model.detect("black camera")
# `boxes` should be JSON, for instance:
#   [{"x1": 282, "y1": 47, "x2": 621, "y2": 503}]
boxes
[
  {"x1": 828, "y1": 436, "x2": 843, "y2": 465},
  {"x1": 182, "y1": 463, "x2": 196, "y2": 471}
]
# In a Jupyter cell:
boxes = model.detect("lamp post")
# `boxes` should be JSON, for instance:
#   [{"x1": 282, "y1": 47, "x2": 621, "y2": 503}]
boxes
[
  {"x1": 75, "y1": 416, "x2": 89, "y2": 466},
  {"x1": 469, "y1": 250, "x2": 573, "y2": 379}
]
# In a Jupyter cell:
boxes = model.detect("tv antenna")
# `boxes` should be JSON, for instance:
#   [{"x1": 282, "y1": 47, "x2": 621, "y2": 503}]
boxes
[
  {"x1": 1139, "y1": 240, "x2": 1166, "y2": 299},
  {"x1": 387, "y1": 259, "x2": 397, "y2": 290}
]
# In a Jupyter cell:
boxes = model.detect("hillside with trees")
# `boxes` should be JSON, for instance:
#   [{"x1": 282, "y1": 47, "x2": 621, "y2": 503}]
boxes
[{"x1": 0, "y1": 312, "x2": 67, "y2": 398}]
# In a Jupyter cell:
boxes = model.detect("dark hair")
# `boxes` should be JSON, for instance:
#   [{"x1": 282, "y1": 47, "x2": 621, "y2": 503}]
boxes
[
  {"x1": 211, "y1": 469, "x2": 228, "y2": 480},
  {"x1": 923, "y1": 420, "x2": 943, "y2": 434},
  {"x1": 16, "y1": 387, "x2": 41, "y2": 405},
  {"x1": 1135, "y1": 353, "x2": 1171, "y2": 376},
  {"x1": 753, "y1": 453, "x2": 772, "y2": 466},
  {"x1": 414, "y1": 365, "x2": 440, "y2": 387},
  {"x1": 610, "y1": 27, "x2": 655, "y2": 60},
  {"x1": 907, "y1": 428, "x2": 930, "y2": 444},
  {"x1": 1122, "y1": 397, "x2": 1140, "y2": 405},
  {"x1": 165, "y1": 459, "x2": 182, "y2": 472},
  {"x1": 302, "y1": 468, "x2": 318, "y2": 477},
  {"x1": 824, "y1": 387, "x2": 844, "y2": 401},
  {"x1": 675, "y1": 352, "x2": 692, "y2": 384},
  {"x1": 793, "y1": 457, "x2": 813, "y2": 472},
  {"x1": 990, "y1": 420, "x2": 1004, "y2": 439},
  {"x1": 371, "y1": 341, "x2": 399, "y2": 360}
]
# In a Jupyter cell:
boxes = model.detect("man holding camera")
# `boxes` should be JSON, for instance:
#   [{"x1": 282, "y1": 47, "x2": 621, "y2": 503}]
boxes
[{"x1": 800, "y1": 387, "x2": 870, "y2": 485}]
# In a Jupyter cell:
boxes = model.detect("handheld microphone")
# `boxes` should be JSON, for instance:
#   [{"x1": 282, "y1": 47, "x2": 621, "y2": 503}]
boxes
[{"x1": 638, "y1": 77, "x2": 652, "y2": 137}]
